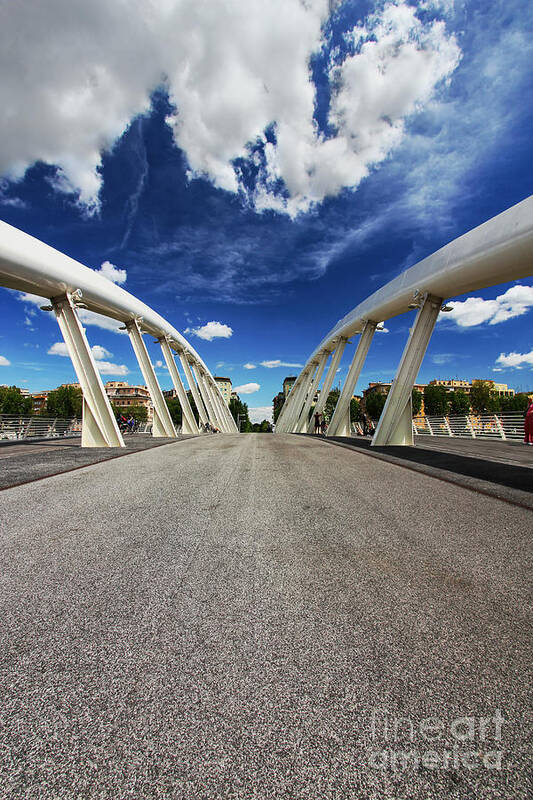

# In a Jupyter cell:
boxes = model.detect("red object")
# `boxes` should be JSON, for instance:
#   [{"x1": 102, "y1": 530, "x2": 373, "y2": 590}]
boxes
[{"x1": 525, "y1": 402, "x2": 533, "y2": 444}]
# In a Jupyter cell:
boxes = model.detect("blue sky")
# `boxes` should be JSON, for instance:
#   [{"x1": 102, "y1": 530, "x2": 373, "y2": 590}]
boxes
[{"x1": 1, "y1": 0, "x2": 532, "y2": 421}]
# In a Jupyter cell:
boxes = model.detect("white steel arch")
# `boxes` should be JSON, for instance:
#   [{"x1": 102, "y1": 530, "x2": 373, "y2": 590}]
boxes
[
  {"x1": 276, "y1": 196, "x2": 533, "y2": 445},
  {"x1": 0, "y1": 222, "x2": 238, "y2": 445}
]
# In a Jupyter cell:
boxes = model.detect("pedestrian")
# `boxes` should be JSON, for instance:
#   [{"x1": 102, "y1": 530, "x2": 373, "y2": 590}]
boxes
[
  {"x1": 524, "y1": 394, "x2": 533, "y2": 445},
  {"x1": 320, "y1": 416, "x2": 327, "y2": 436},
  {"x1": 314, "y1": 411, "x2": 321, "y2": 434}
]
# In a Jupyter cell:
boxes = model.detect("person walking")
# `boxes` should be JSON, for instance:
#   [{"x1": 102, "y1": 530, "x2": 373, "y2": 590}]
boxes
[
  {"x1": 314, "y1": 411, "x2": 321, "y2": 434},
  {"x1": 524, "y1": 394, "x2": 533, "y2": 445}
]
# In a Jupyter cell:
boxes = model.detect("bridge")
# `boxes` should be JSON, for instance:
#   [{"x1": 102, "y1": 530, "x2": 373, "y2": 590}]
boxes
[{"x1": 0, "y1": 201, "x2": 532, "y2": 798}]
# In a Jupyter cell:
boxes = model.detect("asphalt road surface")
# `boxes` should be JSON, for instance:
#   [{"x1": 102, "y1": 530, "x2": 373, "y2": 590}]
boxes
[{"x1": 0, "y1": 434, "x2": 531, "y2": 799}]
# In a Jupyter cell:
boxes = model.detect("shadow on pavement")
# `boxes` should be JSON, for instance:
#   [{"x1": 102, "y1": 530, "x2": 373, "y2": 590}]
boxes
[{"x1": 300, "y1": 434, "x2": 533, "y2": 510}]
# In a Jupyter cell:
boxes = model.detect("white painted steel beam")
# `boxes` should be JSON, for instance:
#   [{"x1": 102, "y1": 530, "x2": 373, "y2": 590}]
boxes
[
  {"x1": 180, "y1": 356, "x2": 208, "y2": 426},
  {"x1": 196, "y1": 369, "x2": 220, "y2": 429},
  {"x1": 328, "y1": 321, "x2": 377, "y2": 437},
  {"x1": 51, "y1": 292, "x2": 125, "y2": 448},
  {"x1": 295, "y1": 351, "x2": 329, "y2": 433},
  {"x1": 372, "y1": 294, "x2": 443, "y2": 446},
  {"x1": 307, "y1": 338, "x2": 348, "y2": 432},
  {"x1": 208, "y1": 377, "x2": 231, "y2": 432},
  {"x1": 126, "y1": 319, "x2": 177, "y2": 438},
  {"x1": 281, "y1": 368, "x2": 314, "y2": 432},
  {"x1": 159, "y1": 337, "x2": 198, "y2": 434}
]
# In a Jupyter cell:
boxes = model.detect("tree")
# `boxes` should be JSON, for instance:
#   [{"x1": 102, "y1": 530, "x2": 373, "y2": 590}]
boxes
[
  {"x1": 411, "y1": 389, "x2": 422, "y2": 417},
  {"x1": 45, "y1": 385, "x2": 82, "y2": 418},
  {"x1": 449, "y1": 389, "x2": 470, "y2": 415},
  {"x1": 0, "y1": 386, "x2": 32, "y2": 415},
  {"x1": 365, "y1": 391, "x2": 387, "y2": 421},
  {"x1": 350, "y1": 397, "x2": 362, "y2": 422},
  {"x1": 273, "y1": 396, "x2": 285, "y2": 423},
  {"x1": 470, "y1": 380, "x2": 500, "y2": 414},
  {"x1": 165, "y1": 396, "x2": 182, "y2": 426},
  {"x1": 111, "y1": 403, "x2": 148, "y2": 422},
  {"x1": 229, "y1": 396, "x2": 251, "y2": 432},
  {"x1": 423, "y1": 384, "x2": 449, "y2": 416},
  {"x1": 500, "y1": 392, "x2": 529, "y2": 413},
  {"x1": 324, "y1": 388, "x2": 340, "y2": 421}
]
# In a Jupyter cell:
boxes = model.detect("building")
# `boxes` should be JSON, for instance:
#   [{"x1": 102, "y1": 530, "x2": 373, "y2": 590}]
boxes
[
  {"x1": 429, "y1": 379, "x2": 515, "y2": 398},
  {"x1": 105, "y1": 381, "x2": 153, "y2": 420},
  {"x1": 214, "y1": 376, "x2": 232, "y2": 405},
  {"x1": 363, "y1": 381, "x2": 427, "y2": 416},
  {"x1": 230, "y1": 390, "x2": 240, "y2": 402},
  {"x1": 283, "y1": 376, "x2": 296, "y2": 397},
  {"x1": 30, "y1": 391, "x2": 50, "y2": 414}
]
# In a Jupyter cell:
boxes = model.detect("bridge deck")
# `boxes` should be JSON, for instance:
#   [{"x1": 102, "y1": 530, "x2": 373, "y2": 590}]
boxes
[{"x1": 0, "y1": 434, "x2": 531, "y2": 799}]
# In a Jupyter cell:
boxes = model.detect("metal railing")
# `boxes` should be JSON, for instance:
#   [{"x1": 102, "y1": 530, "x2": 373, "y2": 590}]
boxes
[
  {"x1": 412, "y1": 413, "x2": 525, "y2": 441},
  {"x1": 0, "y1": 414, "x2": 81, "y2": 441}
]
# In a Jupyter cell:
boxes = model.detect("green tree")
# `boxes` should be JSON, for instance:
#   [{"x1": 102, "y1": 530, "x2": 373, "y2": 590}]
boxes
[
  {"x1": 411, "y1": 389, "x2": 423, "y2": 417},
  {"x1": 470, "y1": 380, "x2": 500, "y2": 414},
  {"x1": 423, "y1": 384, "x2": 449, "y2": 416},
  {"x1": 111, "y1": 403, "x2": 148, "y2": 422},
  {"x1": 165, "y1": 396, "x2": 182, "y2": 426},
  {"x1": 323, "y1": 388, "x2": 340, "y2": 421},
  {"x1": 273, "y1": 396, "x2": 285, "y2": 423},
  {"x1": 229, "y1": 396, "x2": 251, "y2": 432},
  {"x1": 500, "y1": 392, "x2": 529, "y2": 413},
  {"x1": 45, "y1": 385, "x2": 82, "y2": 418},
  {"x1": 449, "y1": 389, "x2": 470, "y2": 415},
  {"x1": 365, "y1": 391, "x2": 387, "y2": 421},
  {"x1": 0, "y1": 386, "x2": 33, "y2": 415},
  {"x1": 350, "y1": 397, "x2": 362, "y2": 423}
]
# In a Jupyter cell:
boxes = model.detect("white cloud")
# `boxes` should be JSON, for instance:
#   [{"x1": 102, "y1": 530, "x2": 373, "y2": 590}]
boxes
[
  {"x1": 47, "y1": 342, "x2": 69, "y2": 357},
  {"x1": 0, "y1": 0, "x2": 459, "y2": 214},
  {"x1": 260, "y1": 359, "x2": 303, "y2": 368},
  {"x1": 95, "y1": 260, "x2": 127, "y2": 285},
  {"x1": 495, "y1": 350, "x2": 533, "y2": 370},
  {"x1": 185, "y1": 321, "x2": 233, "y2": 341},
  {"x1": 234, "y1": 382, "x2": 260, "y2": 394},
  {"x1": 249, "y1": 406, "x2": 273, "y2": 423},
  {"x1": 243, "y1": 363, "x2": 256, "y2": 370},
  {"x1": 47, "y1": 341, "x2": 128, "y2": 374},
  {"x1": 0, "y1": 355, "x2": 11, "y2": 366},
  {"x1": 91, "y1": 344, "x2": 112, "y2": 360},
  {"x1": 94, "y1": 360, "x2": 129, "y2": 375},
  {"x1": 441, "y1": 285, "x2": 533, "y2": 328}
]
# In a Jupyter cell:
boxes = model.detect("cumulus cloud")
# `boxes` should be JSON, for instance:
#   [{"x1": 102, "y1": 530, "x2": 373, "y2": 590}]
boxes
[
  {"x1": 0, "y1": 355, "x2": 11, "y2": 366},
  {"x1": 95, "y1": 261, "x2": 127, "y2": 285},
  {"x1": 234, "y1": 383, "x2": 260, "y2": 394},
  {"x1": 94, "y1": 360, "x2": 129, "y2": 376},
  {"x1": 260, "y1": 359, "x2": 303, "y2": 368},
  {"x1": 441, "y1": 285, "x2": 533, "y2": 327},
  {"x1": 48, "y1": 340, "x2": 128, "y2": 374},
  {"x1": 185, "y1": 321, "x2": 233, "y2": 341},
  {"x1": 0, "y1": 0, "x2": 459, "y2": 214},
  {"x1": 495, "y1": 350, "x2": 533, "y2": 369},
  {"x1": 249, "y1": 406, "x2": 273, "y2": 423},
  {"x1": 243, "y1": 363, "x2": 256, "y2": 370}
]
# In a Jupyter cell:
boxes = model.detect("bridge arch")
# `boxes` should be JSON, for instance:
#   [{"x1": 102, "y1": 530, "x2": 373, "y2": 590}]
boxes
[
  {"x1": 0, "y1": 222, "x2": 238, "y2": 446},
  {"x1": 276, "y1": 196, "x2": 533, "y2": 445}
]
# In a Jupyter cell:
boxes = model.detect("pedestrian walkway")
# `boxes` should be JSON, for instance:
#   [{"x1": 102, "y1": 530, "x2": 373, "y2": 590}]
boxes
[{"x1": 0, "y1": 434, "x2": 530, "y2": 799}]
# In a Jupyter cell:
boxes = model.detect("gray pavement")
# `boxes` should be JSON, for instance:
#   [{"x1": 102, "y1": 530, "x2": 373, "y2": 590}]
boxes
[
  {"x1": 0, "y1": 434, "x2": 197, "y2": 491},
  {"x1": 0, "y1": 433, "x2": 531, "y2": 799}
]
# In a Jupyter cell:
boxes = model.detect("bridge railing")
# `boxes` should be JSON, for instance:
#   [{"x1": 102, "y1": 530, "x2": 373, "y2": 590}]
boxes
[
  {"x1": 0, "y1": 414, "x2": 81, "y2": 441},
  {"x1": 412, "y1": 413, "x2": 525, "y2": 441}
]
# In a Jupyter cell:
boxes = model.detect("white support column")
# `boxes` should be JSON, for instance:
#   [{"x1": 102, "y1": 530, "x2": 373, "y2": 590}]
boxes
[
  {"x1": 208, "y1": 378, "x2": 231, "y2": 432},
  {"x1": 372, "y1": 294, "x2": 443, "y2": 446},
  {"x1": 159, "y1": 337, "x2": 197, "y2": 434},
  {"x1": 275, "y1": 379, "x2": 300, "y2": 430},
  {"x1": 328, "y1": 321, "x2": 377, "y2": 437},
  {"x1": 196, "y1": 369, "x2": 219, "y2": 428},
  {"x1": 180, "y1": 356, "x2": 208, "y2": 426},
  {"x1": 126, "y1": 319, "x2": 177, "y2": 438},
  {"x1": 284, "y1": 368, "x2": 315, "y2": 433},
  {"x1": 295, "y1": 351, "x2": 329, "y2": 433},
  {"x1": 306, "y1": 337, "x2": 348, "y2": 432},
  {"x1": 51, "y1": 292, "x2": 125, "y2": 448}
]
